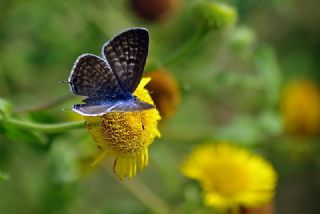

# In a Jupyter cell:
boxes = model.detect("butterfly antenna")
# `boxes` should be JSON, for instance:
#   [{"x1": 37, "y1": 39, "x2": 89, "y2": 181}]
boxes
[
  {"x1": 58, "y1": 80, "x2": 71, "y2": 84},
  {"x1": 61, "y1": 108, "x2": 72, "y2": 111}
]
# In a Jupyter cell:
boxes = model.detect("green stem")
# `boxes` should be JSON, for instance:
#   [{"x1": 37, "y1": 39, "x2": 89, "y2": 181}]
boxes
[
  {"x1": 164, "y1": 28, "x2": 206, "y2": 67},
  {"x1": 3, "y1": 118, "x2": 85, "y2": 133},
  {"x1": 119, "y1": 178, "x2": 171, "y2": 214},
  {"x1": 230, "y1": 206, "x2": 240, "y2": 214},
  {"x1": 146, "y1": 26, "x2": 207, "y2": 71}
]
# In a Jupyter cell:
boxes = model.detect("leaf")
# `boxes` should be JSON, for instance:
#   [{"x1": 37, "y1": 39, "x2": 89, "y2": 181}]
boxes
[
  {"x1": 0, "y1": 171, "x2": 10, "y2": 181},
  {"x1": 0, "y1": 97, "x2": 12, "y2": 119},
  {"x1": 1, "y1": 123, "x2": 46, "y2": 144}
]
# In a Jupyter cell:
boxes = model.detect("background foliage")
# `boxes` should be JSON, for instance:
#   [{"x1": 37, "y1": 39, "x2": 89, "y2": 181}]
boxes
[{"x1": 0, "y1": 0, "x2": 320, "y2": 213}]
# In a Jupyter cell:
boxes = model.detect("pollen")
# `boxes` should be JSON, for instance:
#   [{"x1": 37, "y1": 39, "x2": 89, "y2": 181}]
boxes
[{"x1": 100, "y1": 111, "x2": 156, "y2": 154}]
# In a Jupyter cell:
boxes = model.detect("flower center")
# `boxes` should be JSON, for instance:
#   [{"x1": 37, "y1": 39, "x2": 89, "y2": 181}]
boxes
[
  {"x1": 100, "y1": 112, "x2": 148, "y2": 154},
  {"x1": 204, "y1": 161, "x2": 249, "y2": 197}
]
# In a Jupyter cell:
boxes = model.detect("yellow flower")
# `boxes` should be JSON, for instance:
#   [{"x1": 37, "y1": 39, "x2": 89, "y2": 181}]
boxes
[
  {"x1": 281, "y1": 80, "x2": 320, "y2": 136},
  {"x1": 181, "y1": 143, "x2": 277, "y2": 210},
  {"x1": 144, "y1": 69, "x2": 180, "y2": 120},
  {"x1": 84, "y1": 78, "x2": 161, "y2": 179}
]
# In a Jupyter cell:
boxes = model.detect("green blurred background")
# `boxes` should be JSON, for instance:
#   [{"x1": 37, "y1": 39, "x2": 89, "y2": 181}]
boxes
[{"x1": 1, "y1": 0, "x2": 320, "y2": 213}]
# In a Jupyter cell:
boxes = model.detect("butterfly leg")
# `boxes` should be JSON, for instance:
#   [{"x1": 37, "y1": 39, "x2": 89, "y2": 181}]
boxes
[
  {"x1": 113, "y1": 158, "x2": 118, "y2": 174},
  {"x1": 138, "y1": 112, "x2": 145, "y2": 130},
  {"x1": 84, "y1": 120, "x2": 101, "y2": 129}
]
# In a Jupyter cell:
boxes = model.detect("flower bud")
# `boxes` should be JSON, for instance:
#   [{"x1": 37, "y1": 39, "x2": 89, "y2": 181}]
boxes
[
  {"x1": 229, "y1": 26, "x2": 256, "y2": 53},
  {"x1": 130, "y1": 0, "x2": 180, "y2": 21},
  {"x1": 192, "y1": 1, "x2": 237, "y2": 31},
  {"x1": 145, "y1": 69, "x2": 180, "y2": 120},
  {"x1": 281, "y1": 79, "x2": 320, "y2": 136}
]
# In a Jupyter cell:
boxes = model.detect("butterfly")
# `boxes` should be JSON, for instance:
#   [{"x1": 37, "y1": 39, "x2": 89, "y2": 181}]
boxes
[{"x1": 68, "y1": 28, "x2": 154, "y2": 116}]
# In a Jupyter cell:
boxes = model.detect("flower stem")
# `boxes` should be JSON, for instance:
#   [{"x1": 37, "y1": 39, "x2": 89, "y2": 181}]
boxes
[
  {"x1": 120, "y1": 178, "x2": 171, "y2": 214},
  {"x1": 91, "y1": 150, "x2": 111, "y2": 167},
  {"x1": 230, "y1": 206, "x2": 240, "y2": 214},
  {"x1": 146, "y1": 26, "x2": 207, "y2": 71},
  {"x1": 3, "y1": 118, "x2": 85, "y2": 133},
  {"x1": 164, "y1": 28, "x2": 206, "y2": 67}
]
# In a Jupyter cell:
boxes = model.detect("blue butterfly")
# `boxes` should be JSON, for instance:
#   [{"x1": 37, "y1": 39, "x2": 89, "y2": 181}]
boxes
[{"x1": 68, "y1": 28, "x2": 154, "y2": 116}]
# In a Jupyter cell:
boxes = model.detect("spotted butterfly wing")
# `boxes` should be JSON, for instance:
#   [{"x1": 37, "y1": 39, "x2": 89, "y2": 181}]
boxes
[
  {"x1": 68, "y1": 54, "x2": 122, "y2": 97},
  {"x1": 102, "y1": 28, "x2": 149, "y2": 93}
]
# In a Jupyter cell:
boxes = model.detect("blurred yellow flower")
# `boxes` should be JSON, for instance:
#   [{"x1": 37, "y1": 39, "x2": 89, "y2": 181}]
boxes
[
  {"x1": 181, "y1": 143, "x2": 277, "y2": 211},
  {"x1": 145, "y1": 69, "x2": 180, "y2": 120},
  {"x1": 84, "y1": 78, "x2": 161, "y2": 179},
  {"x1": 281, "y1": 80, "x2": 320, "y2": 136}
]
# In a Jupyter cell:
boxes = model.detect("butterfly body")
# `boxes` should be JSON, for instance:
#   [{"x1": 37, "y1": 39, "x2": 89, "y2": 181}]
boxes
[
  {"x1": 82, "y1": 92, "x2": 134, "y2": 104},
  {"x1": 68, "y1": 28, "x2": 154, "y2": 116}
]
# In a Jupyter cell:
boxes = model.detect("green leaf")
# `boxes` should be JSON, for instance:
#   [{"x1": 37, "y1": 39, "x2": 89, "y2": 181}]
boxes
[
  {"x1": 1, "y1": 122, "x2": 46, "y2": 144},
  {"x1": 0, "y1": 171, "x2": 10, "y2": 181},
  {"x1": 0, "y1": 97, "x2": 12, "y2": 119}
]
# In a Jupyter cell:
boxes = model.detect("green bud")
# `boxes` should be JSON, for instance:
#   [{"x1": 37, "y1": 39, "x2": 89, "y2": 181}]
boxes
[
  {"x1": 229, "y1": 26, "x2": 256, "y2": 52},
  {"x1": 192, "y1": 1, "x2": 237, "y2": 31}
]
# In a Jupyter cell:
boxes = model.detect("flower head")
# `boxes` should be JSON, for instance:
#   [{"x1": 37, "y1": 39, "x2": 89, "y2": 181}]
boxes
[
  {"x1": 281, "y1": 80, "x2": 320, "y2": 136},
  {"x1": 145, "y1": 69, "x2": 180, "y2": 120},
  {"x1": 84, "y1": 78, "x2": 161, "y2": 179},
  {"x1": 181, "y1": 143, "x2": 277, "y2": 210}
]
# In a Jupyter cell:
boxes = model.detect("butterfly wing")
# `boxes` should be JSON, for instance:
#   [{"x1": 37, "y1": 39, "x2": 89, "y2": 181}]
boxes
[
  {"x1": 102, "y1": 28, "x2": 149, "y2": 93},
  {"x1": 68, "y1": 54, "x2": 123, "y2": 97},
  {"x1": 73, "y1": 99, "x2": 154, "y2": 116}
]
